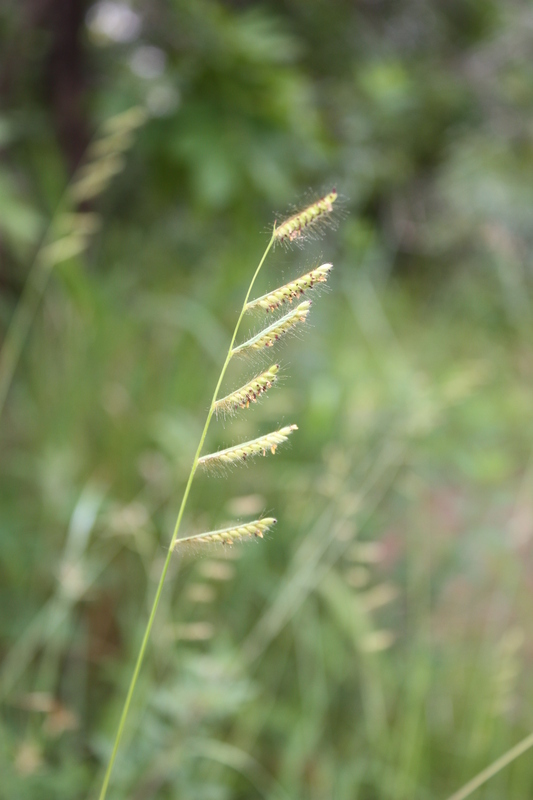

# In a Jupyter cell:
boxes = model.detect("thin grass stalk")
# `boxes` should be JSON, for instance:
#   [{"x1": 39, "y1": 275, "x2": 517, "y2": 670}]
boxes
[
  {"x1": 0, "y1": 108, "x2": 144, "y2": 421},
  {"x1": 97, "y1": 233, "x2": 276, "y2": 800},
  {"x1": 0, "y1": 224, "x2": 62, "y2": 418},
  {"x1": 0, "y1": 207, "x2": 99, "y2": 414},
  {"x1": 445, "y1": 731, "x2": 533, "y2": 800}
]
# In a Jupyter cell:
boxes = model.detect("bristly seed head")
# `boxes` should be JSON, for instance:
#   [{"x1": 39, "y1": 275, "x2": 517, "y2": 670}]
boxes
[
  {"x1": 214, "y1": 364, "x2": 279, "y2": 417},
  {"x1": 199, "y1": 425, "x2": 297, "y2": 470},
  {"x1": 232, "y1": 302, "x2": 311, "y2": 354},
  {"x1": 173, "y1": 517, "x2": 277, "y2": 548},
  {"x1": 246, "y1": 264, "x2": 332, "y2": 313},
  {"x1": 274, "y1": 190, "x2": 337, "y2": 245}
]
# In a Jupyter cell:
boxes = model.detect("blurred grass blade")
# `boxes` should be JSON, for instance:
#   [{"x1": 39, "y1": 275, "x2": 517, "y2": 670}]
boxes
[{"x1": 446, "y1": 732, "x2": 533, "y2": 800}]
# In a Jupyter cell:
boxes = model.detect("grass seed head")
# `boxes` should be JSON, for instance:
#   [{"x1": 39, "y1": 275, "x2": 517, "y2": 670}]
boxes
[
  {"x1": 173, "y1": 517, "x2": 277, "y2": 548},
  {"x1": 199, "y1": 425, "x2": 297, "y2": 471},
  {"x1": 214, "y1": 364, "x2": 280, "y2": 417},
  {"x1": 274, "y1": 189, "x2": 337, "y2": 246},
  {"x1": 246, "y1": 264, "x2": 332, "y2": 313},
  {"x1": 233, "y1": 302, "x2": 311, "y2": 354}
]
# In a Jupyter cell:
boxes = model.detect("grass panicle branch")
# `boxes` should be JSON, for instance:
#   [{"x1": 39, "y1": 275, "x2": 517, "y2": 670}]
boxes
[
  {"x1": 99, "y1": 193, "x2": 335, "y2": 799},
  {"x1": 69, "y1": 156, "x2": 125, "y2": 203},
  {"x1": 87, "y1": 107, "x2": 146, "y2": 160},
  {"x1": 274, "y1": 189, "x2": 337, "y2": 245},
  {"x1": 70, "y1": 108, "x2": 146, "y2": 203},
  {"x1": 232, "y1": 301, "x2": 311, "y2": 354},
  {"x1": 173, "y1": 518, "x2": 277, "y2": 548},
  {"x1": 214, "y1": 364, "x2": 279, "y2": 416},
  {"x1": 199, "y1": 425, "x2": 298, "y2": 470},
  {"x1": 0, "y1": 106, "x2": 146, "y2": 421},
  {"x1": 97, "y1": 232, "x2": 277, "y2": 800},
  {"x1": 246, "y1": 263, "x2": 332, "y2": 313}
]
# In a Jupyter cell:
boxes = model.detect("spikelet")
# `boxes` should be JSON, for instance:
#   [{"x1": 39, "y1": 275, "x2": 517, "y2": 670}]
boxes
[
  {"x1": 274, "y1": 189, "x2": 337, "y2": 245},
  {"x1": 173, "y1": 518, "x2": 277, "y2": 548},
  {"x1": 102, "y1": 106, "x2": 147, "y2": 135},
  {"x1": 215, "y1": 364, "x2": 279, "y2": 417},
  {"x1": 70, "y1": 155, "x2": 125, "y2": 203},
  {"x1": 69, "y1": 105, "x2": 146, "y2": 203},
  {"x1": 232, "y1": 302, "x2": 311, "y2": 354},
  {"x1": 55, "y1": 212, "x2": 101, "y2": 237},
  {"x1": 246, "y1": 264, "x2": 332, "y2": 313},
  {"x1": 199, "y1": 425, "x2": 297, "y2": 469},
  {"x1": 39, "y1": 213, "x2": 102, "y2": 267}
]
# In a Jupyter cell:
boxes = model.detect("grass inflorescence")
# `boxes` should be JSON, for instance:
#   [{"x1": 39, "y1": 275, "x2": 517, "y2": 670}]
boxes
[
  {"x1": 97, "y1": 194, "x2": 335, "y2": 800},
  {"x1": 0, "y1": 106, "x2": 146, "y2": 420},
  {"x1": 198, "y1": 425, "x2": 298, "y2": 471},
  {"x1": 233, "y1": 301, "x2": 312, "y2": 353},
  {"x1": 246, "y1": 263, "x2": 332, "y2": 313},
  {"x1": 274, "y1": 189, "x2": 338, "y2": 246},
  {"x1": 173, "y1": 518, "x2": 277, "y2": 548},
  {"x1": 214, "y1": 364, "x2": 280, "y2": 417}
]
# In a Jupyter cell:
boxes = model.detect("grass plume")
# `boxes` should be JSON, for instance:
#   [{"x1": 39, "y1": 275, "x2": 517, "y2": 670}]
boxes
[{"x1": 97, "y1": 197, "x2": 334, "y2": 800}]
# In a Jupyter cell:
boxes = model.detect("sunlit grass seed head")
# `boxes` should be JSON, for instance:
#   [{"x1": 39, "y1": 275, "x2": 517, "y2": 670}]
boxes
[
  {"x1": 214, "y1": 364, "x2": 279, "y2": 417},
  {"x1": 198, "y1": 425, "x2": 298, "y2": 471},
  {"x1": 173, "y1": 518, "x2": 277, "y2": 549},
  {"x1": 274, "y1": 189, "x2": 337, "y2": 245},
  {"x1": 232, "y1": 302, "x2": 311, "y2": 354},
  {"x1": 246, "y1": 264, "x2": 332, "y2": 313}
]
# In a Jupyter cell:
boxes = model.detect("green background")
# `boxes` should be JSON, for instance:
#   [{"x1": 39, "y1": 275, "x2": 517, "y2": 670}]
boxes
[{"x1": 2, "y1": 1, "x2": 533, "y2": 797}]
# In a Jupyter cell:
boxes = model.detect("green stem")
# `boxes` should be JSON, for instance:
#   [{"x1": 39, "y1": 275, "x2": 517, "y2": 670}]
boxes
[
  {"x1": 0, "y1": 246, "x2": 55, "y2": 419},
  {"x1": 445, "y1": 731, "x2": 533, "y2": 800},
  {"x1": 97, "y1": 233, "x2": 275, "y2": 800},
  {"x1": 0, "y1": 108, "x2": 144, "y2": 423}
]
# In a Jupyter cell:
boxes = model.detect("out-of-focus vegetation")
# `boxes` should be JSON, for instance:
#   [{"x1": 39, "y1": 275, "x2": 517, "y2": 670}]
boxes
[{"x1": 2, "y1": 1, "x2": 533, "y2": 797}]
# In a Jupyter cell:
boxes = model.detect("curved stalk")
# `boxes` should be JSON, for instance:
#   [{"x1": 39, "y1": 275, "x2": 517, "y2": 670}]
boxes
[
  {"x1": 0, "y1": 107, "x2": 145, "y2": 422},
  {"x1": 97, "y1": 233, "x2": 275, "y2": 800},
  {"x1": 0, "y1": 231, "x2": 59, "y2": 418}
]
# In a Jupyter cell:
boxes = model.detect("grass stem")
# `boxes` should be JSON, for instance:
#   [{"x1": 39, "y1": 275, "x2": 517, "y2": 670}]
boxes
[
  {"x1": 446, "y1": 731, "x2": 533, "y2": 800},
  {"x1": 0, "y1": 243, "x2": 56, "y2": 419},
  {"x1": 97, "y1": 233, "x2": 275, "y2": 800}
]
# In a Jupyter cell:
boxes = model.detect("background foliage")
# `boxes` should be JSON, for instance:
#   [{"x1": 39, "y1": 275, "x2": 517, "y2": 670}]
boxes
[{"x1": 2, "y1": 1, "x2": 533, "y2": 798}]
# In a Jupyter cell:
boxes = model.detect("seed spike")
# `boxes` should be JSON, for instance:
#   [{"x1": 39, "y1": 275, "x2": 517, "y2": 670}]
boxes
[
  {"x1": 233, "y1": 302, "x2": 311, "y2": 354},
  {"x1": 274, "y1": 189, "x2": 337, "y2": 245},
  {"x1": 214, "y1": 364, "x2": 280, "y2": 417},
  {"x1": 246, "y1": 263, "x2": 332, "y2": 313},
  {"x1": 199, "y1": 425, "x2": 297, "y2": 470},
  {"x1": 173, "y1": 518, "x2": 277, "y2": 548}
]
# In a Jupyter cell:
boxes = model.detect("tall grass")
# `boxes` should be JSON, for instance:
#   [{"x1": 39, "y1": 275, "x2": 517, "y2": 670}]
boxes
[
  {"x1": 0, "y1": 107, "x2": 145, "y2": 420},
  {"x1": 97, "y1": 193, "x2": 338, "y2": 799}
]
